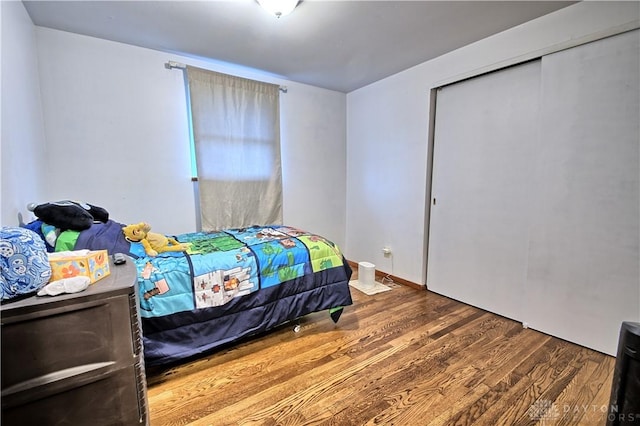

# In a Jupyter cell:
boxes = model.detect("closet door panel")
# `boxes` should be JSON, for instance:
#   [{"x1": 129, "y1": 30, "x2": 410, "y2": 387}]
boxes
[
  {"x1": 427, "y1": 61, "x2": 540, "y2": 321},
  {"x1": 524, "y1": 30, "x2": 640, "y2": 355}
]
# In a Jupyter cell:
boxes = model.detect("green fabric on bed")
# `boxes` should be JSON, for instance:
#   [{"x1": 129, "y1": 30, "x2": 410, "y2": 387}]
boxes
[
  {"x1": 55, "y1": 230, "x2": 81, "y2": 252},
  {"x1": 329, "y1": 306, "x2": 344, "y2": 323}
]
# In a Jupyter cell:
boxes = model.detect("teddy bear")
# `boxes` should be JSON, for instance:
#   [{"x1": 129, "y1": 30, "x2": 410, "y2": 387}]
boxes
[{"x1": 122, "y1": 222, "x2": 188, "y2": 257}]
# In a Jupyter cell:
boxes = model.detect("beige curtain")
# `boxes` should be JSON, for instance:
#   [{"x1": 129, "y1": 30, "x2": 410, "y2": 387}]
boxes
[{"x1": 186, "y1": 66, "x2": 283, "y2": 231}]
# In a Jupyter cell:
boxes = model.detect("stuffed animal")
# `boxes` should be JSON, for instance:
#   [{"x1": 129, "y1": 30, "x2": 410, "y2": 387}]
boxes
[
  {"x1": 27, "y1": 200, "x2": 109, "y2": 231},
  {"x1": 122, "y1": 222, "x2": 188, "y2": 257}
]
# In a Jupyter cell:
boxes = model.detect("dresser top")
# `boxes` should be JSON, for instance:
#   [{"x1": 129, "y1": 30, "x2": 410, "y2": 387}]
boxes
[{"x1": 1, "y1": 256, "x2": 137, "y2": 317}]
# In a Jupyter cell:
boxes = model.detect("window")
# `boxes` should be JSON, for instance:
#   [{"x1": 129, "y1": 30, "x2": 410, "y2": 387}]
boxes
[{"x1": 186, "y1": 66, "x2": 283, "y2": 230}]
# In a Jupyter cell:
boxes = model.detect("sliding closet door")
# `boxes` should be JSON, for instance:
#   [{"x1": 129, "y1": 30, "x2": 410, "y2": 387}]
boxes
[
  {"x1": 523, "y1": 30, "x2": 640, "y2": 355},
  {"x1": 427, "y1": 61, "x2": 540, "y2": 321}
]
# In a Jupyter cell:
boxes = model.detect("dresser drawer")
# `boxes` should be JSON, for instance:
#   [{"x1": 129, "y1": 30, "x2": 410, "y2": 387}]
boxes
[
  {"x1": 1, "y1": 294, "x2": 134, "y2": 392},
  {"x1": 1, "y1": 364, "x2": 144, "y2": 426}
]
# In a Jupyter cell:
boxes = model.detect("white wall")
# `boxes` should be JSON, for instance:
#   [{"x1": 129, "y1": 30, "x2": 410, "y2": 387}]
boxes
[
  {"x1": 345, "y1": 1, "x2": 640, "y2": 285},
  {"x1": 35, "y1": 28, "x2": 347, "y2": 247},
  {"x1": 280, "y1": 83, "x2": 346, "y2": 244},
  {"x1": 1, "y1": 1, "x2": 47, "y2": 226}
]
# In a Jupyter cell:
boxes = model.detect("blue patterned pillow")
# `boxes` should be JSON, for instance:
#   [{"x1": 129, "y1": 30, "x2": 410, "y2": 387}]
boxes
[{"x1": 1, "y1": 227, "x2": 52, "y2": 301}]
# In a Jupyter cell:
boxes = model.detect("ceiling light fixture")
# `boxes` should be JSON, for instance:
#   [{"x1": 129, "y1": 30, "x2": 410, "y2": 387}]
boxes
[{"x1": 257, "y1": 0, "x2": 300, "y2": 18}]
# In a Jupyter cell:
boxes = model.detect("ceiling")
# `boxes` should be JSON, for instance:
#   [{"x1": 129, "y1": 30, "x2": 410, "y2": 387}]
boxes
[{"x1": 23, "y1": 0, "x2": 576, "y2": 93}]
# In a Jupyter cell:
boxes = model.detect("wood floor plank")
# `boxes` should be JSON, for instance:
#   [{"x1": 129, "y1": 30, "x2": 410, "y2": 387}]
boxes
[
  {"x1": 587, "y1": 361, "x2": 616, "y2": 424},
  {"x1": 325, "y1": 314, "x2": 520, "y2": 424},
  {"x1": 553, "y1": 359, "x2": 609, "y2": 426},
  {"x1": 193, "y1": 344, "x2": 409, "y2": 425},
  {"x1": 147, "y1": 272, "x2": 617, "y2": 425},
  {"x1": 296, "y1": 310, "x2": 482, "y2": 423}
]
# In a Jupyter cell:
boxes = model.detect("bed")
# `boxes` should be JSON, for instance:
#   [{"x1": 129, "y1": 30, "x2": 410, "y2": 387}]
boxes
[{"x1": 24, "y1": 219, "x2": 353, "y2": 367}]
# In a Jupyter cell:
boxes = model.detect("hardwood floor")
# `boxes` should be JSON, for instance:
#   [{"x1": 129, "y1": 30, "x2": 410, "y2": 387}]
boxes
[{"x1": 146, "y1": 272, "x2": 616, "y2": 425}]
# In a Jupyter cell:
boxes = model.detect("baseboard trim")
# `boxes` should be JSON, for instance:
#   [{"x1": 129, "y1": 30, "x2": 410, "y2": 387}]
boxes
[{"x1": 346, "y1": 260, "x2": 425, "y2": 291}]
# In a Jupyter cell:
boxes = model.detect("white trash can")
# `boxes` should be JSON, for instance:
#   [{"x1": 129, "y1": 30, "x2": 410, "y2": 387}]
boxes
[{"x1": 358, "y1": 261, "x2": 376, "y2": 289}]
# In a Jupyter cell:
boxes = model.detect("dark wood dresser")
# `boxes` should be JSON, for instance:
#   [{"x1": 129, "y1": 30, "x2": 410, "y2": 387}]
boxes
[{"x1": 1, "y1": 257, "x2": 148, "y2": 425}]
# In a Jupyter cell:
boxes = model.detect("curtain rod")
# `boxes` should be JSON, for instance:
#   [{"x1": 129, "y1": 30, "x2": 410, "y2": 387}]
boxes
[{"x1": 165, "y1": 61, "x2": 288, "y2": 93}]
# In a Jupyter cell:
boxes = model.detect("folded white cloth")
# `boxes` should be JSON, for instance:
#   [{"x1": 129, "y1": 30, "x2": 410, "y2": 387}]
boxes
[
  {"x1": 37, "y1": 276, "x2": 90, "y2": 296},
  {"x1": 47, "y1": 249, "x2": 91, "y2": 259}
]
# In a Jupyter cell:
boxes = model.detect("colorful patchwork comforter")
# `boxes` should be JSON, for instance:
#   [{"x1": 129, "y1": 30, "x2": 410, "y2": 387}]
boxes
[
  {"x1": 133, "y1": 225, "x2": 347, "y2": 317},
  {"x1": 75, "y1": 223, "x2": 353, "y2": 367}
]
